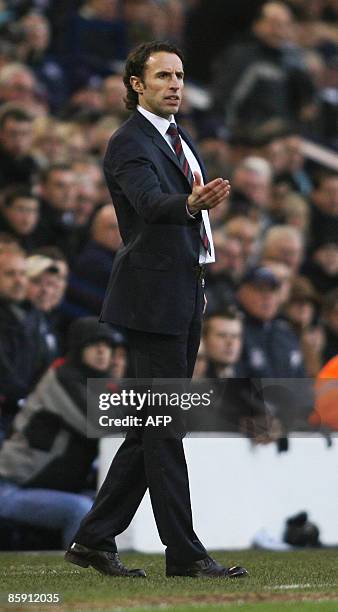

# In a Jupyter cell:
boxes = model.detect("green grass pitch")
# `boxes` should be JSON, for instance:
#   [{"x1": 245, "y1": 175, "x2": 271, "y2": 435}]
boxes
[{"x1": 0, "y1": 549, "x2": 337, "y2": 611}]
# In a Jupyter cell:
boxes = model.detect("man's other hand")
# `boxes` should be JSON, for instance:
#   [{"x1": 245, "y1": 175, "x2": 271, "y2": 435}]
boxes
[{"x1": 187, "y1": 172, "x2": 231, "y2": 215}]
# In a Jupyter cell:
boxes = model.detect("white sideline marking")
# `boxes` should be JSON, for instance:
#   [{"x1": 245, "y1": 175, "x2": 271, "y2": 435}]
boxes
[{"x1": 266, "y1": 583, "x2": 336, "y2": 590}]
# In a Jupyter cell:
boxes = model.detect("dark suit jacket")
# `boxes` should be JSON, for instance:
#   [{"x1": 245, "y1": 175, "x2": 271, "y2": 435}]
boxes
[{"x1": 100, "y1": 110, "x2": 207, "y2": 334}]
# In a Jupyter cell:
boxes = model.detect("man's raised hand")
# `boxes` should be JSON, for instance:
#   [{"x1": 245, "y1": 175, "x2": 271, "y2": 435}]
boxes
[{"x1": 187, "y1": 171, "x2": 231, "y2": 215}]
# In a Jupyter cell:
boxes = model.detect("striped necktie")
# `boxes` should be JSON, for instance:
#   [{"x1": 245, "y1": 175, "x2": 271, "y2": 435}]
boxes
[{"x1": 167, "y1": 123, "x2": 211, "y2": 255}]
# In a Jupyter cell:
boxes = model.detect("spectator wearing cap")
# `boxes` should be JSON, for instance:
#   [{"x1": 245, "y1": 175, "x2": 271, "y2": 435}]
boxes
[
  {"x1": 0, "y1": 105, "x2": 40, "y2": 189},
  {"x1": 0, "y1": 317, "x2": 120, "y2": 548},
  {"x1": 259, "y1": 259, "x2": 293, "y2": 307},
  {"x1": 0, "y1": 245, "x2": 51, "y2": 442},
  {"x1": 26, "y1": 254, "x2": 66, "y2": 365},
  {"x1": 236, "y1": 265, "x2": 306, "y2": 378},
  {"x1": 0, "y1": 187, "x2": 40, "y2": 252}
]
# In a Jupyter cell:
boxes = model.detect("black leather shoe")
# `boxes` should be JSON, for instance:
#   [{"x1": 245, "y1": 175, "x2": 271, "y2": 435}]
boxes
[
  {"x1": 65, "y1": 543, "x2": 146, "y2": 577},
  {"x1": 166, "y1": 555, "x2": 248, "y2": 578}
]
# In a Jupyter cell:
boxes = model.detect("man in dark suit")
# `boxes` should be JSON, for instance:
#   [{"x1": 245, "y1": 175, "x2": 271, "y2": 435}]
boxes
[{"x1": 65, "y1": 41, "x2": 248, "y2": 579}]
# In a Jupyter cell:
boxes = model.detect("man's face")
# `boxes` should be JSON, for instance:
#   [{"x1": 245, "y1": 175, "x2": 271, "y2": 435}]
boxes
[
  {"x1": 204, "y1": 317, "x2": 242, "y2": 366},
  {"x1": 3, "y1": 197, "x2": 39, "y2": 235},
  {"x1": 255, "y1": 4, "x2": 294, "y2": 48},
  {"x1": 0, "y1": 118, "x2": 33, "y2": 157},
  {"x1": 103, "y1": 76, "x2": 126, "y2": 113},
  {"x1": 132, "y1": 51, "x2": 184, "y2": 119},
  {"x1": 313, "y1": 177, "x2": 338, "y2": 216},
  {"x1": 314, "y1": 244, "x2": 338, "y2": 275},
  {"x1": 43, "y1": 170, "x2": 76, "y2": 211},
  {"x1": 233, "y1": 168, "x2": 271, "y2": 209},
  {"x1": 92, "y1": 206, "x2": 121, "y2": 251},
  {"x1": 238, "y1": 284, "x2": 280, "y2": 321},
  {"x1": 27, "y1": 271, "x2": 58, "y2": 312},
  {"x1": 226, "y1": 219, "x2": 259, "y2": 260},
  {"x1": 211, "y1": 237, "x2": 244, "y2": 279},
  {"x1": 266, "y1": 237, "x2": 303, "y2": 273},
  {"x1": 0, "y1": 253, "x2": 27, "y2": 302},
  {"x1": 82, "y1": 341, "x2": 113, "y2": 371}
]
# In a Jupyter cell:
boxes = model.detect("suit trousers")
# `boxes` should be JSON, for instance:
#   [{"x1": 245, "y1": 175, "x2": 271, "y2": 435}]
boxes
[{"x1": 74, "y1": 276, "x2": 207, "y2": 564}]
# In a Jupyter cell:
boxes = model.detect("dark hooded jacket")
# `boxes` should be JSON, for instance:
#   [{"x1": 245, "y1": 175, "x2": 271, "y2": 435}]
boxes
[{"x1": 0, "y1": 317, "x2": 117, "y2": 491}]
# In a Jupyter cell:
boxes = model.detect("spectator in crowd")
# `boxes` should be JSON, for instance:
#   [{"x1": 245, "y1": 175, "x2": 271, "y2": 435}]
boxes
[
  {"x1": 224, "y1": 216, "x2": 260, "y2": 266},
  {"x1": 284, "y1": 276, "x2": 320, "y2": 336},
  {"x1": 283, "y1": 275, "x2": 322, "y2": 376},
  {"x1": 0, "y1": 244, "x2": 51, "y2": 441},
  {"x1": 16, "y1": 12, "x2": 68, "y2": 113},
  {"x1": 32, "y1": 118, "x2": 70, "y2": 166},
  {"x1": 35, "y1": 163, "x2": 77, "y2": 260},
  {"x1": 0, "y1": 186, "x2": 40, "y2": 251},
  {"x1": 0, "y1": 63, "x2": 42, "y2": 113},
  {"x1": 212, "y1": 1, "x2": 316, "y2": 134},
  {"x1": 281, "y1": 192, "x2": 310, "y2": 234},
  {"x1": 101, "y1": 74, "x2": 127, "y2": 119},
  {"x1": 34, "y1": 246, "x2": 70, "y2": 314},
  {"x1": 74, "y1": 176, "x2": 99, "y2": 229},
  {"x1": 261, "y1": 225, "x2": 305, "y2": 275},
  {"x1": 25, "y1": 254, "x2": 66, "y2": 364},
  {"x1": 0, "y1": 105, "x2": 39, "y2": 189},
  {"x1": 64, "y1": 204, "x2": 121, "y2": 320},
  {"x1": 302, "y1": 236, "x2": 338, "y2": 294},
  {"x1": 32, "y1": 246, "x2": 70, "y2": 352},
  {"x1": 309, "y1": 170, "x2": 338, "y2": 250},
  {"x1": 72, "y1": 158, "x2": 108, "y2": 207},
  {"x1": 236, "y1": 265, "x2": 306, "y2": 378},
  {"x1": 260, "y1": 258, "x2": 293, "y2": 306},
  {"x1": 229, "y1": 156, "x2": 273, "y2": 227},
  {"x1": 0, "y1": 317, "x2": 121, "y2": 548},
  {"x1": 90, "y1": 116, "x2": 121, "y2": 158},
  {"x1": 64, "y1": 0, "x2": 128, "y2": 90},
  {"x1": 321, "y1": 288, "x2": 338, "y2": 364},
  {"x1": 203, "y1": 308, "x2": 244, "y2": 379},
  {"x1": 201, "y1": 308, "x2": 280, "y2": 440},
  {"x1": 205, "y1": 232, "x2": 245, "y2": 314}
]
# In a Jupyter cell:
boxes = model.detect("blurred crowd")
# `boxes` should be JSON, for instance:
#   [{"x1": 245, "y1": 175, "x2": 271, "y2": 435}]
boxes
[{"x1": 0, "y1": 0, "x2": 337, "y2": 551}]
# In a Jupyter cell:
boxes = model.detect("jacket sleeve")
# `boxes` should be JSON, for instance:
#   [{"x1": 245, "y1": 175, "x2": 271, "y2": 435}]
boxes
[{"x1": 104, "y1": 135, "x2": 196, "y2": 225}]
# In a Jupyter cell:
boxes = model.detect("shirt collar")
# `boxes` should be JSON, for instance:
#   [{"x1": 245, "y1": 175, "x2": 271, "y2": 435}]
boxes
[{"x1": 137, "y1": 105, "x2": 175, "y2": 138}]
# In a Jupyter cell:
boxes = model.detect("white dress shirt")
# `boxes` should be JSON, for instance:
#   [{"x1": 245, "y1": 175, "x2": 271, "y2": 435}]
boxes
[{"x1": 137, "y1": 105, "x2": 215, "y2": 264}]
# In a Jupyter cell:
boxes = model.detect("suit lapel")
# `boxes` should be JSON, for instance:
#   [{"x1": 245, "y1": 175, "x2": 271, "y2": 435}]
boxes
[{"x1": 132, "y1": 111, "x2": 197, "y2": 190}]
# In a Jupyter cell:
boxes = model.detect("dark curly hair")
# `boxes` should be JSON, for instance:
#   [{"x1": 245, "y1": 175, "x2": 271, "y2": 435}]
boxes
[{"x1": 123, "y1": 41, "x2": 184, "y2": 111}]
